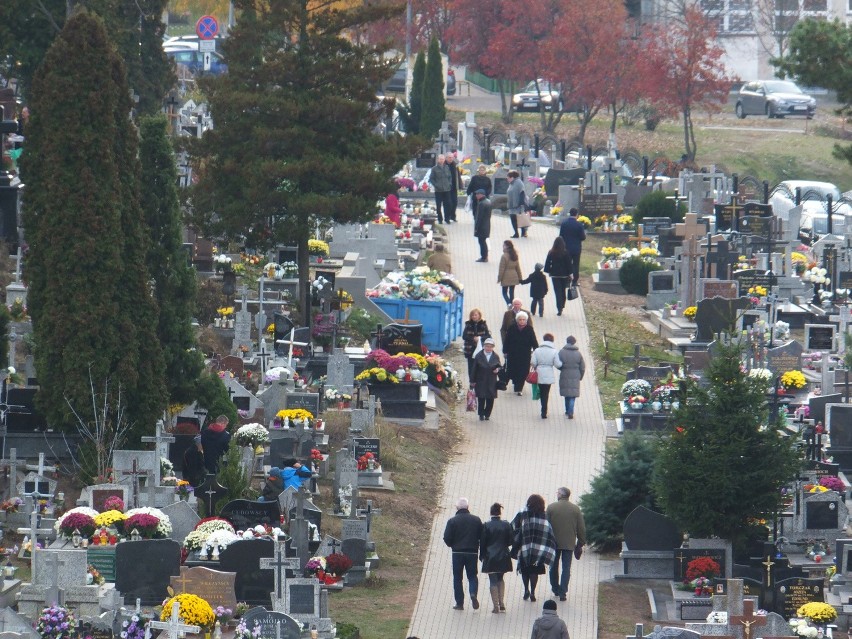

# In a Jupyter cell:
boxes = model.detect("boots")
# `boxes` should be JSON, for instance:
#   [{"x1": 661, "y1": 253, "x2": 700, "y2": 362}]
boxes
[
  {"x1": 498, "y1": 581, "x2": 506, "y2": 611},
  {"x1": 490, "y1": 586, "x2": 500, "y2": 613}
]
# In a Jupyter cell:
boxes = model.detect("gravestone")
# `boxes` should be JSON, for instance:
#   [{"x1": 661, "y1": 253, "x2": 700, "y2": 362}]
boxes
[
  {"x1": 284, "y1": 578, "x2": 322, "y2": 626},
  {"x1": 288, "y1": 499, "x2": 322, "y2": 532},
  {"x1": 623, "y1": 506, "x2": 680, "y2": 551},
  {"x1": 805, "y1": 324, "x2": 836, "y2": 352},
  {"x1": 159, "y1": 500, "x2": 200, "y2": 545},
  {"x1": 377, "y1": 323, "x2": 423, "y2": 356},
  {"x1": 341, "y1": 537, "x2": 367, "y2": 569},
  {"x1": 766, "y1": 341, "x2": 804, "y2": 377},
  {"x1": 775, "y1": 576, "x2": 824, "y2": 620},
  {"x1": 114, "y1": 539, "x2": 181, "y2": 605},
  {"x1": 805, "y1": 492, "x2": 841, "y2": 529},
  {"x1": 733, "y1": 269, "x2": 774, "y2": 296},
  {"x1": 277, "y1": 487, "x2": 298, "y2": 520},
  {"x1": 641, "y1": 217, "x2": 673, "y2": 237},
  {"x1": 17, "y1": 472, "x2": 54, "y2": 498},
  {"x1": 325, "y1": 351, "x2": 354, "y2": 396},
  {"x1": 240, "y1": 607, "x2": 301, "y2": 639},
  {"x1": 219, "y1": 500, "x2": 282, "y2": 531},
  {"x1": 218, "y1": 538, "x2": 275, "y2": 606},
  {"x1": 694, "y1": 297, "x2": 751, "y2": 342},
  {"x1": 0, "y1": 608, "x2": 39, "y2": 639},
  {"x1": 196, "y1": 474, "x2": 228, "y2": 516},
  {"x1": 349, "y1": 409, "x2": 371, "y2": 436},
  {"x1": 808, "y1": 393, "x2": 842, "y2": 425},
  {"x1": 698, "y1": 280, "x2": 738, "y2": 301},
  {"x1": 33, "y1": 548, "x2": 87, "y2": 593},
  {"x1": 282, "y1": 392, "x2": 320, "y2": 415},
  {"x1": 646, "y1": 271, "x2": 679, "y2": 311},
  {"x1": 169, "y1": 566, "x2": 237, "y2": 610},
  {"x1": 333, "y1": 451, "x2": 359, "y2": 515},
  {"x1": 674, "y1": 541, "x2": 730, "y2": 582},
  {"x1": 625, "y1": 365, "x2": 673, "y2": 386},
  {"x1": 341, "y1": 518, "x2": 367, "y2": 544},
  {"x1": 222, "y1": 377, "x2": 264, "y2": 417},
  {"x1": 352, "y1": 438, "x2": 380, "y2": 462},
  {"x1": 81, "y1": 485, "x2": 129, "y2": 513}
]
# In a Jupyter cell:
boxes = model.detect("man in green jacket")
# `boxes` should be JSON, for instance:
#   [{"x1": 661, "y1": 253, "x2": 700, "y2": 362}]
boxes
[{"x1": 545, "y1": 487, "x2": 586, "y2": 601}]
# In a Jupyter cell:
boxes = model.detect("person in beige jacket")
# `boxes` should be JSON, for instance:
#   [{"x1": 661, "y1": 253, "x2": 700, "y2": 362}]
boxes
[
  {"x1": 545, "y1": 487, "x2": 586, "y2": 601},
  {"x1": 497, "y1": 240, "x2": 523, "y2": 305}
]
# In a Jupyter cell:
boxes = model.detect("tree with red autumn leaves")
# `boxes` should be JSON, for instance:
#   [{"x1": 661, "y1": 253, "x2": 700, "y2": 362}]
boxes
[{"x1": 642, "y1": 8, "x2": 730, "y2": 161}]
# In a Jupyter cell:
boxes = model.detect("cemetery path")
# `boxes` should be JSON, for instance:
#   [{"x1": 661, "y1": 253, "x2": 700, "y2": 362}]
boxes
[{"x1": 407, "y1": 213, "x2": 608, "y2": 639}]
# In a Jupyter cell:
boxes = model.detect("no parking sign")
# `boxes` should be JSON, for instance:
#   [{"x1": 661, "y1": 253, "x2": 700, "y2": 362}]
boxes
[{"x1": 196, "y1": 15, "x2": 219, "y2": 40}]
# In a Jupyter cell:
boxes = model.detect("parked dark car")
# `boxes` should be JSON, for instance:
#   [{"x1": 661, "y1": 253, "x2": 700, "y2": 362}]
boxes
[
  {"x1": 383, "y1": 63, "x2": 456, "y2": 96},
  {"x1": 166, "y1": 48, "x2": 228, "y2": 76},
  {"x1": 735, "y1": 80, "x2": 815, "y2": 119}
]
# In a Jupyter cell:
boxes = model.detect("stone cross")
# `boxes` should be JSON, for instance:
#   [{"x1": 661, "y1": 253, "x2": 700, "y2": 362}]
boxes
[
  {"x1": 141, "y1": 420, "x2": 176, "y2": 485},
  {"x1": 147, "y1": 601, "x2": 200, "y2": 639},
  {"x1": 121, "y1": 459, "x2": 149, "y2": 509},
  {"x1": 259, "y1": 540, "x2": 299, "y2": 610},
  {"x1": 356, "y1": 500, "x2": 381, "y2": 536},
  {"x1": 729, "y1": 599, "x2": 766, "y2": 639},
  {"x1": 25, "y1": 452, "x2": 56, "y2": 476},
  {"x1": 0, "y1": 448, "x2": 24, "y2": 498},
  {"x1": 256, "y1": 338, "x2": 272, "y2": 381},
  {"x1": 17, "y1": 509, "x2": 54, "y2": 562},
  {"x1": 680, "y1": 235, "x2": 703, "y2": 308},
  {"x1": 42, "y1": 551, "x2": 67, "y2": 607},
  {"x1": 622, "y1": 344, "x2": 650, "y2": 372},
  {"x1": 704, "y1": 238, "x2": 735, "y2": 280}
]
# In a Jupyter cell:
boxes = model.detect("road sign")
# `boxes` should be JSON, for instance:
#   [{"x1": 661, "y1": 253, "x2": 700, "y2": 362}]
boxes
[
  {"x1": 196, "y1": 15, "x2": 219, "y2": 40},
  {"x1": 199, "y1": 39, "x2": 216, "y2": 52},
  {"x1": 203, "y1": 53, "x2": 212, "y2": 72}
]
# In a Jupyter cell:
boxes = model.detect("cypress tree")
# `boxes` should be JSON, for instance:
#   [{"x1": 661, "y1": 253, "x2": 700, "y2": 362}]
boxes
[
  {"x1": 420, "y1": 37, "x2": 446, "y2": 138},
  {"x1": 407, "y1": 51, "x2": 426, "y2": 135},
  {"x1": 139, "y1": 115, "x2": 204, "y2": 405},
  {"x1": 653, "y1": 342, "x2": 800, "y2": 544},
  {"x1": 21, "y1": 11, "x2": 166, "y2": 442}
]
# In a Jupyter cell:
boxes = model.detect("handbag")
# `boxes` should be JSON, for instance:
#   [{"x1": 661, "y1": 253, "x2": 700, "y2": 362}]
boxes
[
  {"x1": 496, "y1": 365, "x2": 509, "y2": 391},
  {"x1": 466, "y1": 389, "x2": 477, "y2": 412},
  {"x1": 516, "y1": 211, "x2": 532, "y2": 228},
  {"x1": 566, "y1": 285, "x2": 579, "y2": 301},
  {"x1": 526, "y1": 370, "x2": 538, "y2": 384}
]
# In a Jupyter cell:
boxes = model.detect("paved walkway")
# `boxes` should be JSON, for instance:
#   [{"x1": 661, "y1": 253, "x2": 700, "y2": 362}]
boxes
[{"x1": 407, "y1": 211, "x2": 609, "y2": 639}]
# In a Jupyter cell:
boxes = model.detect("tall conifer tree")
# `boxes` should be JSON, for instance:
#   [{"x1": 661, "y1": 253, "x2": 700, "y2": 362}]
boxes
[
  {"x1": 22, "y1": 11, "x2": 166, "y2": 442},
  {"x1": 407, "y1": 50, "x2": 426, "y2": 135},
  {"x1": 420, "y1": 37, "x2": 446, "y2": 138}
]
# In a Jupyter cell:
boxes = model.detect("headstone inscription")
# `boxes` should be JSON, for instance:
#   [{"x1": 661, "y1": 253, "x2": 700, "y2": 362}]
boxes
[
  {"x1": 805, "y1": 324, "x2": 835, "y2": 352},
  {"x1": 240, "y1": 607, "x2": 301, "y2": 639},
  {"x1": 378, "y1": 323, "x2": 423, "y2": 356},
  {"x1": 219, "y1": 500, "x2": 282, "y2": 531},
  {"x1": 169, "y1": 566, "x2": 237, "y2": 610},
  {"x1": 674, "y1": 547, "x2": 727, "y2": 583},
  {"x1": 115, "y1": 539, "x2": 181, "y2": 606},
  {"x1": 352, "y1": 438, "x2": 380, "y2": 462},
  {"x1": 282, "y1": 393, "x2": 320, "y2": 415},
  {"x1": 766, "y1": 341, "x2": 804, "y2": 377},
  {"x1": 775, "y1": 576, "x2": 824, "y2": 621}
]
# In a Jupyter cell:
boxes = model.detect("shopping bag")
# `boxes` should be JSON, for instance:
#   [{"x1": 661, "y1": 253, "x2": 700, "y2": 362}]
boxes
[
  {"x1": 464, "y1": 194, "x2": 473, "y2": 213},
  {"x1": 567, "y1": 285, "x2": 579, "y2": 301},
  {"x1": 466, "y1": 389, "x2": 477, "y2": 412},
  {"x1": 516, "y1": 212, "x2": 532, "y2": 228},
  {"x1": 531, "y1": 383, "x2": 540, "y2": 400},
  {"x1": 526, "y1": 370, "x2": 538, "y2": 384}
]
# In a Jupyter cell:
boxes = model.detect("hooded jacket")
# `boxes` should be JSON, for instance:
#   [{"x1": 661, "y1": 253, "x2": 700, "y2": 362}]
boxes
[{"x1": 531, "y1": 609, "x2": 570, "y2": 639}]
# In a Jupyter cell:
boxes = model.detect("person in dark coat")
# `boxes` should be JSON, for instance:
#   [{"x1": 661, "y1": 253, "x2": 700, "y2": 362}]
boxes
[
  {"x1": 473, "y1": 190, "x2": 492, "y2": 262},
  {"x1": 558, "y1": 207, "x2": 586, "y2": 284},
  {"x1": 557, "y1": 335, "x2": 586, "y2": 419},
  {"x1": 182, "y1": 435, "x2": 206, "y2": 487},
  {"x1": 466, "y1": 165, "x2": 493, "y2": 219},
  {"x1": 471, "y1": 337, "x2": 502, "y2": 420},
  {"x1": 462, "y1": 308, "x2": 491, "y2": 384},
  {"x1": 480, "y1": 502, "x2": 513, "y2": 613},
  {"x1": 445, "y1": 152, "x2": 462, "y2": 223},
  {"x1": 544, "y1": 236, "x2": 573, "y2": 316},
  {"x1": 531, "y1": 599, "x2": 570, "y2": 639},
  {"x1": 503, "y1": 312, "x2": 539, "y2": 395},
  {"x1": 512, "y1": 494, "x2": 557, "y2": 602},
  {"x1": 520, "y1": 263, "x2": 549, "y2": 318},
  {"x1": 201, "y1": 415, "x2": 231, "y2": 474},
  {"x1": 443, "y1": 497, "x2": 484, "y2": 610}
]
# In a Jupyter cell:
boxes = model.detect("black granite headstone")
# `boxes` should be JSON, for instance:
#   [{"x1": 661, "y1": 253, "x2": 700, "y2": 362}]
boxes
[
  {"x1": 341, "y1": 537, "x2": 367, "y2": 567},
  {"x1": 543, "y1": 168, "x2": 585, "y2": 198},
  {"x1": 240, "y1": 607, "x2": 301, "y2": 639},
  {"x1": 775, "y1": 576, "x2": 824, "y2": 619},
  {"x1": 805, "y1": 499, "x2": 839, "y2": 530},
  {"x1": 220, "y1": 500, "x2": 282, "y2": 531},
  {"x1": 625, "y1": 366, "x2": 673, "y2": 386},
  {"x1": 282, "y1": 393, "x2": 320, "y2": 415},
  {"x1": 765, "y1": 341, "x2": 804, "y2": 377},
  {"x1": 115, "y1": 539, "x2": 181, "y2": 606},
  {"x1": 353, "y1": 438, "x2": 381, "y2": 462},
  {"x1": 806, "y1": 325, "x2": 835, "y2": 351},
  {"x1": 673, "y1": 547, "x2": 726, "y2": 582},
  {"x1": 809, "y1": 393, "x2": 843, "y2": 425},
  {"x1": 733, "y1": 269, "x2": 774, "y2": 296},
  {"x1": 218, "y1": 539, "x2": 275, "y2": 607},
  {"x1": 623, "y1": 506, "x2": 681, "y2": 551},
  {"x1": 640, "y1": 217, "x2": 673, "y2": 237},
  {"x1": 287, "y1": 584, "x2": 317, "y2": 615},
  {"x1": 378, "y1": 323, "x2": 423, "y2": 356},
  {"x1": 828, "y1": 404, "x2": 852, "y2": 448},
  {"x1": 694, "y1": 296, "x2": 751, "y2": 342}
]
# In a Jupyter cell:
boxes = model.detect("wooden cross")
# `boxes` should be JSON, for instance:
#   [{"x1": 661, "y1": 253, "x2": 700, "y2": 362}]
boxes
[
  {"x1": 148, "y1": 601, "x2": 200, "y2": 639},
  {"x1": 674, "y1": 212, "x2": 706, "y2": 240},
  {"x1": 121, "y1": 459, "x2": 148, "y2": 509},
  {"x1": 602, "y1": 162, "x2": 618, "y2": 193},
  {"x1": 762, "y1": 554, "x2": 775, "y2": 586},
  {"x1": 730, "y1": 599, "x2": 767, "y2": 639},
  {"x1": 622, "y1": 344, "x2": 650, "y2": 373},
  {"x1": 356, "y1": 499, "x2": 381, "y2": 535},
  {"x1": 259, "y1": 540, "x2": 299, "y2": 606},
  {"x1": 627, "y1": 224, "x2": 652, "y2": 247}
]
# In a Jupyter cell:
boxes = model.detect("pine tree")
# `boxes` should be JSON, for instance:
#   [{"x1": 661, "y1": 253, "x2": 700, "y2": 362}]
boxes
[
  {"x1": 21, "y1": 11, "x2": 166, "y2": 442},
  {"x1": 407, "y1": 51, "x2": 426, "y2": 135},
  {"x1": 653, "y1": 342, "x2": 800, "y2": 544},
  {"x1": 420, "y1": 37, "x2": 446, "y2": 139},
  {"x1": 138, "y1": 115, "x2": 204, "y2": 405},
  {"x1": 190, "y1": 0, "x2": 421, "y2": 324},
  {"x1": 579, "y1": 431, "x2": 660, "y2": 551}
]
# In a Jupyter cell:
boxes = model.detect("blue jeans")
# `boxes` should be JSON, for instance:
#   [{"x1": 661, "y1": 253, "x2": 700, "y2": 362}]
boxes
[
  {"x1": 550, "y1": 548, "x2": 574, "y2": 596},
  {"x1": 451, "y1": 552, "x2": 479, "y2": 606},
  {"x1": 564, "y1": 397, "x2": 576, "y2": 416}
]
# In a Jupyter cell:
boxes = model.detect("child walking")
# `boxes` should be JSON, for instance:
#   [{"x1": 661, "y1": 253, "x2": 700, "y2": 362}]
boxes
[{"x1": 521, "y1": 263, "x2": 549, "y2": 318}]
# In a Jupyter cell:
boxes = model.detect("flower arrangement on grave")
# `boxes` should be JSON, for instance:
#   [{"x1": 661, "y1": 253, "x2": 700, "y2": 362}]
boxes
[
  {"x1": 161, "y1": 457, "x2": 174, "y2": 479},
  {"x1": 796, "y1": 601, "x2": 837, "y2": 625},
  {"x1": 275, "y1": 408, "x2": 314, "y2": 428},
  {"x1": 8, "y1": 299, "x2": 26, "y2": 321},
  {"x1": 234, "y1": 423, "x2": 270, "y2": 447},
  {"x1": 425, "y1": 353, "x2": 457, "y2": 388},
  {"x1": 684, "y1": 556, "x2": 721, "y2": 581},
  {"x1": 792, "y1": 251, "x2": 809, "y2": 275},
  {"x1": 576, "y1": 215, "x2": 592, "y2": 228},
  {"x1": 203, "y1": 529, "x2": 240, "y2": 556},
  {"x1": 0, "y1": 498, "x2": 22, "y2": 513},
  {"x1": 56, "y1": 509, "x2": 97, "y2": 538},
  {"x1": 748, "y1": 285, "x2": 768, "y2": 298},
  {"x1": 551, "y1": 205, "x2": 563, "y2": 216},
  {"x1": 335, "y1": 289, "x2": 354, "y2": 310},
  {"x1": 803, "y1": 266, "x2": 829, "y2": 285},
  {"x1": 396, "y1": 177, "x2": 416, "y2": 191},
  {"x1": 175, "y1": 480, "x2": 193, "y2": 500},
  {"x1": 627, "y1": 395, "x2": 647, "y2": 409},
  {"x1": 617, "y1": 214, "x2": 633, "y2": 227},
  {"x1": 37, "y1": 604, "x2": 77, "y2": 639},
  {"x1": 364, "y1": 349, "x2": 427, "y2": 376},
  {"x1": 238, "y1": 524, "x2": 286, "y2": 540},
  {"x1": 214, "y1": 606, "x2": 233, "y2": 626},
  {"x1": 734, "y1": 255, "x2": 750, "y2": 271},
  {"x1": 308, "y1": 239, "x2": 330, "y2": 257},
  {"x1": 324, "y1": 552, "x2": 353, "y2": 577},
  {"x1": 358, "y1": 452, "x2": 379, "y2": 471},
  {"x1": 621, "y1": 379, "x2": 652, "y2": 401},
  {"x1": 804, "y1": 484, "x2": 829, "y2": 493},
  {"x1": 780, "y1": 370, "x2": 807, "y2": 390},
  {"x1": 325, "y1": 387, "x2": 352, "y2": 403},
  {"x1": 310, "y1": 448, "x2": 323, "y2": 469},
  {"x1": 183, "y1": 529, "x2": 210, "y2": 553},
  {"x1": 688, "y1": 575, "x2": 713, "y2": 596},
  {"x1": 86, "y1": 564, "x2": 105, "y2": 585},
  {"x1": 124, "y1": 507, "x2": 172, "y2": 538},
  {"x1": 651, "y1": 384, "x2": 677, "y2": 404},
  {"x1": 305, "y1": 556, "x2": 327, "y2": 576},
  {"x1": 161, "y1": 593, "x2": 216, "y2": 631},
  {"x1": 22, "y1": 540, "x2": 42, "y2": 557},
  {"x1": 195, "y1": 517, "x2": 236, "y2": 535},
  {"x1": 356, "y1": 366, "x2": 400, "y2": 384},
  {"x1": 119, "y1": 612, "x2": 146, "y2": 639},
  {"x1": 682, "y1": 306, "x2": 697, "y2": 321},
  {"x1": 214, "y1": 254, "x2": 233, "y2": 272},
  {"x1": 819, "y1": 476, "x2": 844, "y2": 492},
  {"x1": 217, "y1": 306, "x2": 235, "y2": 318},
  {"x1": 93, "y1": 509, "x2": 125, "y2": 532},
  {"x1": 233, "y1": 618, "x2": 261, "y2": 639},
  {"x1": 789, "y1": 619, "x2": 821, "y2": 637}
]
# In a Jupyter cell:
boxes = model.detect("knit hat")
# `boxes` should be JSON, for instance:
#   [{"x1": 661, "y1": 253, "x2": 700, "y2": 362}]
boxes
[
  {"x1": 535, "y1": 263, "x2": 543, "y2": 271},
  {"x1": 474, "y1": 188, "x2": 486, "y2": 195},
  {"x1": 543, "y1": 600, "x2": 557, "y2": 611}
]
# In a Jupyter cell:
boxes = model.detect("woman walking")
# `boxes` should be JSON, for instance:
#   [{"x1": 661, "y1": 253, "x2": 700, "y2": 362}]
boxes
[
  {"x1": 471, "y1": 337, "x2": 502, "y2": 421},
  {"x1": 498, "y1": 240, "x2": 523, "y2": 306},
  {"x1": 558, "y1": 335, "x2": 586, "y2": 419},
  {"x1": 480, "y1": 502, "x2": 513, "y2": 613},
  {"x1": 466, "y1": 164, "x2": 492, "y2": 218},
  {"x1": 506, "y1": 170, "x2": 527, "y2": 238},
  {"x1": 512, "y1": 494, "x2": 557, "y2": 602},
  {"x1": 503, "y1": 312, "x2": 538, "y2": 395},
  {"x1": 531, "y1": 333, "x2": 562, "y2": 419},
  {"x1": 462, "y1": 308, "x2": 491, "y2": 385},
  {"x1": 543, "y1": 236, "x2": 573, "y2": 316}
]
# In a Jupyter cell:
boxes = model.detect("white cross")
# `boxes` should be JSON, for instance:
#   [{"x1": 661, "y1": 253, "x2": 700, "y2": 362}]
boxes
[
  {"x1": 25, "y1": 452, "x2": 56, "y2": 475},
  {"x1": 147, "y1": 601, "x2": 200, "y2": 639}
]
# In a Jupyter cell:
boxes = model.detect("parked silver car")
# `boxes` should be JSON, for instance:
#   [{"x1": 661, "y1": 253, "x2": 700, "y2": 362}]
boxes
[{"x1": 735, "y1": 80, "x2": 816, "y2": 119}]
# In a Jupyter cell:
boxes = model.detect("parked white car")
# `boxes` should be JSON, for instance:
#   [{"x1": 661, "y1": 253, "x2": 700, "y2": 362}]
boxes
[{"x1": 769, "y1": 180, "x2": 850, "y2": 237}]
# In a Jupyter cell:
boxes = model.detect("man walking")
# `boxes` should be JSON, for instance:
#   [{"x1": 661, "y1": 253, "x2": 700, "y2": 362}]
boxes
[
  {"x1": 473, "y1": 189, "x2": 492, "y2": 263},
  {"x1": 443, "y1": 497, "x2": 483, "y2": 610},
  {"x1": 531, "y1": 600, "x2": 570, "y2": 639},
  {"x1": 546, "y1": 487, "x2": 586, "y2": 601},
  {"x1": 558, "y1": 207, "x2": 586, "y2": 285},
  {"x1": 428, "y1": 154, "x2": 453, "y2": 224},
  {"x1": 445, "y1": 152, "x2": 462, "y2": 223}
]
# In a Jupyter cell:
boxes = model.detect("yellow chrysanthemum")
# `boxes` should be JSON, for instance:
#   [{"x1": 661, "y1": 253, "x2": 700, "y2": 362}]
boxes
[
  {"x1": 276, "y1": 408, "x2": 314, "y2": 421},
  {"x1": 797, "y1": 601, "x2": 837, "y2": 624},
  {"x1": 94, "y1": 510, "x2": 126, "y2": 527},
  {"x1": 161, "y1": 593, "x2": 216, "y2": 629}
]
